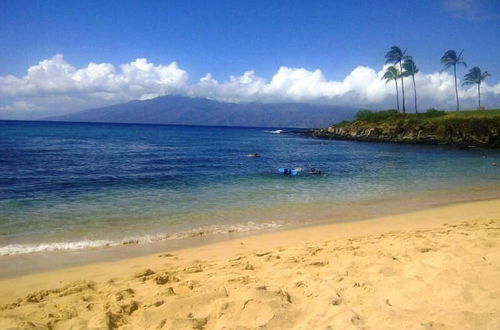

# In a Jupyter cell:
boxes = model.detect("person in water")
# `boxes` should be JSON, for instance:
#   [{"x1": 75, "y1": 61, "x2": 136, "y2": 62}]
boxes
[
  {"x1": 310, "y1": 168, "x2": 322, "y2": 175},
  {"x1": 247, "y1": 153, "x2": 260, "y2": 158}
]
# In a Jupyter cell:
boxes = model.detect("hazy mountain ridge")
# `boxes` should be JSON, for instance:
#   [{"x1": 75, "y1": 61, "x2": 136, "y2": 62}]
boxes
[{"x1": 44, "y1": 95, "x2": 357, "y2": 128}]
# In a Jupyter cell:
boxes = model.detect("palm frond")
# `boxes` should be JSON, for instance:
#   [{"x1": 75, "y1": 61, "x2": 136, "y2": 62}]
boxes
[
  {"x1": 403, "y1": 58, "x2": 419, "y2": 75},
  {"x1": 463, "y1": 66, "x2": 489, "y2": 86},
  {"x1": 441, "y1": 49, "x2": 467, "y2": 70},
  {"x1": 385, "y1": 46, "x2": 404, "y2": 64},
  {"x1": 381, "y1": 66, "x2": 399, "y2": 83},
  {"x1": 481, "y1": 71, "x2": 491, "y2": 80}
]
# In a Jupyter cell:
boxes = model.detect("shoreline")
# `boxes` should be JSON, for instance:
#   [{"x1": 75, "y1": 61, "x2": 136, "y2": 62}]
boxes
[
  {"x1": 1, "y1": 183, "x2": 500, "y2": 278},
  {"x1": 0, "y1": 198, "x2": 499, "y2": 329}
]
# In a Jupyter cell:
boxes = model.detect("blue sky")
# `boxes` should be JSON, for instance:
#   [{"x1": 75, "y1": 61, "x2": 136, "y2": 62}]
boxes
[{"x1": 0, "y1": 0, "x2": 499, "y2": 118}]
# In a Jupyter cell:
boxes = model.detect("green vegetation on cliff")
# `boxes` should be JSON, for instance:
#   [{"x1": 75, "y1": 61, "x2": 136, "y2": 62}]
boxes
[
  {"x1": 313, "y1": 109, "x2": 500, "y2": 148},
  {"x1": 352, "y1": 108, "x2": 500, "y2": 122}
]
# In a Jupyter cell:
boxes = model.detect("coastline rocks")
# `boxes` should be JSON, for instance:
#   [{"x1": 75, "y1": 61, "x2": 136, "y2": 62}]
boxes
[{"x1": 312, "y1": 120, "x2": 500, "y2": 148}]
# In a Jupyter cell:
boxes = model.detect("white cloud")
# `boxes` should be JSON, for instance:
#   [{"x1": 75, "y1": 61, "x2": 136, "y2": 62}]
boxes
[
  {"x1": 192, "y1": 64, "x2": 499, "y2": 111},
  {"x1": 444, "y1": 0, "x2": 499, "y2": 21},
  {"x1": 1, "y1": 54, "x2": 499, "y2": 119},
  {"x1": 0, "y1": 55, "x2": 189, "y2": 115},
  {"x1": 193, "y1": 70, "x2": 267, "y2": 102}
]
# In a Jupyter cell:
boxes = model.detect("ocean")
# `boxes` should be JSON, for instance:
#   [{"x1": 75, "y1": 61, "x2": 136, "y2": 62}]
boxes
[{"x1": 1, "y1": 120, "x2": 499, "y2": 257}]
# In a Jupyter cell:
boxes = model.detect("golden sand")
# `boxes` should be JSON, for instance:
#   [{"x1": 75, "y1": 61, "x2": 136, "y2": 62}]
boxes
[{"x1": 0, "y1": 199, "x2": 499, "y2": 329}]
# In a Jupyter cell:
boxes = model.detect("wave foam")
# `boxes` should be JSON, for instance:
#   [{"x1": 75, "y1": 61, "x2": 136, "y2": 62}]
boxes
[{"x1": 0, "y1": 221, "x2": 285, "y2": 256}]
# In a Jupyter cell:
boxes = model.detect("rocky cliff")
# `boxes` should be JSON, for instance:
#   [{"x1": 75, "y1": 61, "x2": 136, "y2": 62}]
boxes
[{"x1": 312, "y1": 111, "x2": 500, "y2": 148}]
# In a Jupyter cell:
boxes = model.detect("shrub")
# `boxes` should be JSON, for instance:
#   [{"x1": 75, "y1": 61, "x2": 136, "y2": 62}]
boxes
[
  {"x1": 355, "y1": 109, "x2": 399, "y2": 122},
  {"x1": 425, "y1": 108, "x2": 446, "y2": 117},
  {"x1": 334, "y1": 120, "x2": 351, "y2": 127}
]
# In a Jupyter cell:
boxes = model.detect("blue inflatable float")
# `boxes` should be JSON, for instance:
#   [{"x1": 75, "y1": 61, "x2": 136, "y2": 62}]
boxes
[{"x1": 278, "y1": 168, "x2": 300, "y2": 176}]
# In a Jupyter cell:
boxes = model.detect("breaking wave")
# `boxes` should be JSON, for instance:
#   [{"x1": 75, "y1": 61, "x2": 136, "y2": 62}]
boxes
[{"x1": 0, "y1": 220, "x2": 285, "y2": 256}]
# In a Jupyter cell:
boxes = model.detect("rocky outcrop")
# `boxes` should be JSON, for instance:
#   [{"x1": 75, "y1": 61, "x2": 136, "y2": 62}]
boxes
[{"x1": 312, "y1": 119, "x2": 500, "y2": 148}]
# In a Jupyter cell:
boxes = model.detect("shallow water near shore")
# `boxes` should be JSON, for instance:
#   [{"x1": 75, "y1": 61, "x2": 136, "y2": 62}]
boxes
[
  {"x1": 1, "y1": 186, "x2": 500, "y2": 278},
  {"x1": 1, "y1": 120, "x2": 500, "y2": 273}
]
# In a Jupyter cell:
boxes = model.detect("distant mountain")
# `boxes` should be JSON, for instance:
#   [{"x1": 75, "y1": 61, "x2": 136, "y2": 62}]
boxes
[{"x1": 44, "y1": 95, "x2": 357, "y2": 128}]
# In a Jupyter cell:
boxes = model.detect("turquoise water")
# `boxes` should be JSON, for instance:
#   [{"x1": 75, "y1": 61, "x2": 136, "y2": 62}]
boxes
[{"x1": 1, "y1": 120, "x2": 499, "y2": 255}]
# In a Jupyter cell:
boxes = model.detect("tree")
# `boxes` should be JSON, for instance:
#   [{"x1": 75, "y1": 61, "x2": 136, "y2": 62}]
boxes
[
  {"x1": 385, "y1": 46, "x2": 410, "y2": 113},
  {"x1": 402, "y1": 58, "x2": 419, "y2": 113},
  {"x1": 440, "y1": 50, "x2": 466, "y2": 111},
  {"x1": 381, "y1": 66, "x2": 400, "y2": 112},
  {"x1": 463, "y1": 67, "x2": 491, "y2": 110}
]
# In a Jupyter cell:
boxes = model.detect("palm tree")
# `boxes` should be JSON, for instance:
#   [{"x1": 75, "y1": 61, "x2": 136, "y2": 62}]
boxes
[
  {"x1": 385, "y1": 46, "x2": 410, "y2": 113},
  {"x1": 381, "y1": 66, "x2": 400, "y2": 112},
  {"x1": 463, "y1": 67, "x2": 491, "y2": 110},
  {"x1": 440, "y1": 50, "x2": 466, "y2": 111},
  {"x1": 402, "y1": 58, "x2": 419, "y2": 113}
]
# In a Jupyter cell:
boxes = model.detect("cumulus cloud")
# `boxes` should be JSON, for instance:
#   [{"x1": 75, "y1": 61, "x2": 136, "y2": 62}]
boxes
[
  {"x1": 0, "y1": 54, "x2": 189, "y2": 117},
  {"x1": 1, "y1": 54, "x2": 499, "y2": 119},
  {"x1": 190, "y1": 64, "x2": 499, "y2": 110}
]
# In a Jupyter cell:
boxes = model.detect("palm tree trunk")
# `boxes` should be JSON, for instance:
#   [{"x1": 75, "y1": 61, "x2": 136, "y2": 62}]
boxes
[
  {"x1": 412, "y1": 75, "x2": 418, "y2": 113},
  {"x1": 478, "y1": 83, "x2": 481, "y2": 110},
  {"x1": 394, "y1": 79, "x2": 400, "y2": 112},
  {"x1": 454, "y1": 65, "x2": 459, "y2": 111},
  {"x1": 399, "y1": 60, "x2": 406, "y2": 113}
]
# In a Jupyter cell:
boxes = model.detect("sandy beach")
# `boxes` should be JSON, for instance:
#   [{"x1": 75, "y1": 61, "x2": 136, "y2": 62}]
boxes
[{"x1": 0, "y1": 198, "x2": 499, "y2": 329}]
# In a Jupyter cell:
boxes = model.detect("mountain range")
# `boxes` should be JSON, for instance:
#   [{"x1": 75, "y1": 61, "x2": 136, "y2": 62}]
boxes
[{"x1": 44, "y1": 95, "x2": 357, "y2": 128}]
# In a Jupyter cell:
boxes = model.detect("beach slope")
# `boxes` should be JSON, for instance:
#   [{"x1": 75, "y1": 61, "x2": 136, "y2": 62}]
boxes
[{"x1": 0, "y1": 199, "x2": 499, "y2": 329}]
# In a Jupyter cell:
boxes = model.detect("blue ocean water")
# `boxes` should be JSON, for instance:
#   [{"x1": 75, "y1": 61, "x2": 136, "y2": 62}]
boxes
[{"x1": 1, "y1": 120, "x2": 499, "y2": 255}]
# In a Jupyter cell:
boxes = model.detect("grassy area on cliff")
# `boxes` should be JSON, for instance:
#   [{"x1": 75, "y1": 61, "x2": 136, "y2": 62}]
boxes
[{"x1": 334, "y1": 108, "x2": 500, "y2": 127}]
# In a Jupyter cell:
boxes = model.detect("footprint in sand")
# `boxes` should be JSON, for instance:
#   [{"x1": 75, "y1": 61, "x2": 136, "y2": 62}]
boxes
[{"x1": 184, "y1": 264, "x2": 203, "y2": 273}]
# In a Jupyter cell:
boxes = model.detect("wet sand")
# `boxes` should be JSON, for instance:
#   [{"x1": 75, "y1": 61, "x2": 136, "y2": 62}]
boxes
[{"x1": 0, "y1": 198, "x2": 499, "y2": 329}]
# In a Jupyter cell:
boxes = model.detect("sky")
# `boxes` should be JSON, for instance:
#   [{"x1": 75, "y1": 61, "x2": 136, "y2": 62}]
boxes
[{"x1": 1, "y1": 0, "x2": 499, "y2": 119}]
